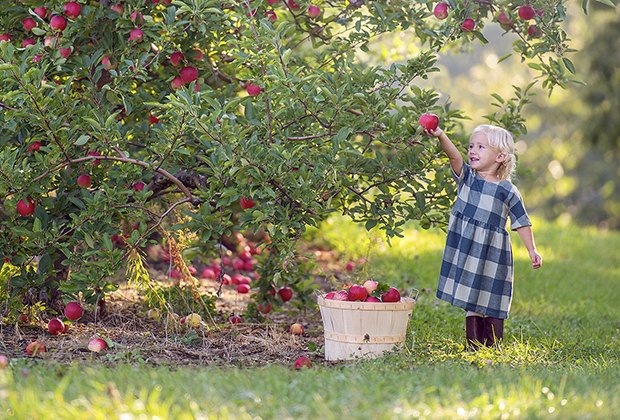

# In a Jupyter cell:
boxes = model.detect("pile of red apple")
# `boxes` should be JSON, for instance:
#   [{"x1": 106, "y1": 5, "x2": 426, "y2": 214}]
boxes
[{"x1": 324, "y1": 280, "x2": 402, "y2": 303}]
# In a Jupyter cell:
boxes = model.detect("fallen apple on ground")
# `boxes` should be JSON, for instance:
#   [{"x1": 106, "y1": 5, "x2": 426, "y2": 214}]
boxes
[
  {"x1": 64, "y1": 301, "x2": 83, "y2": 321},
  {"x1": 88, "y1": 337, "x2": 107, "y2": 352},
  {"x1": 294, "y1": 355, "x2": 312, "y2": 369},
  {"x1": 185, "y1": 313, "x2": 202, "y2": 327},
  {"x1": 229, "y1": 315, "x2": 243, "y2": 324},
  {"x1": 289, "y1": 323, "x2": 304, "y2": 335},
  {"x1": 26, "y1": 341, "x2": 47, "y2": 356},
  {"x1": 48, "y1": 318, "x2": 65, "y2": 335}
]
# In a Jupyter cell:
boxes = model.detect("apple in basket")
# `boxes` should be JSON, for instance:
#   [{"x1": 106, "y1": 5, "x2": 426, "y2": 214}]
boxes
[
  {"x1": 365, "y1": 296, "x2": 381, "y2": 302},
  {"x1": 381, "y1": 287, "x2": 401, "y2": 303},
  {"x1": 347, "y1": 285, "x2": 368, "y2": 301},
  {"x1": 325, "y1": 290, "x2": 348, "y2": 300}
]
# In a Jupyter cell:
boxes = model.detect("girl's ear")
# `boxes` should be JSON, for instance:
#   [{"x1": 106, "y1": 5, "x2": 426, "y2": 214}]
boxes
[{"x1": 495, "y1": 152, "x2": 507, "y2": 163}]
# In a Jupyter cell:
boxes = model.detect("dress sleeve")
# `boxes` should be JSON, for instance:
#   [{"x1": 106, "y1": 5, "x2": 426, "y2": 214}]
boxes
[
  {"x1": 452, "y1": 162, "x2": 470, "y2": 186},
  {"x1": 507, "y1": 186, "x2": 532, "y2": 231}
]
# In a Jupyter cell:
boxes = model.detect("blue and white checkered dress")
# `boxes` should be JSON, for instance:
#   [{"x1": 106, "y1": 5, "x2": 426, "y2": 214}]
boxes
[{"x1": 436, "y1": 163, "x2": 532, "y2": 319}]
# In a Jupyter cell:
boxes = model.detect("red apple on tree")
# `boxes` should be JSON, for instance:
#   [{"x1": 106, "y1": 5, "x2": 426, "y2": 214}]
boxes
[
  {"x1": 265, "y1": 10, "x2": 277, "y2": 22},
  {"x1": 0, "y1": 34, "x2": 11, "y2": 43},
  {"x1": 60, "y1": 47, "x2": 72, "y2": 58},
  {"x1": 246, "y1": 83, "x2": 262, "y2": 97},
  {"x1": 418, "y1": 113, "x2": 439, "y2": 131},
  {"x1": 17, "y1": 198, "x2": 36, "y2": 217},
  {"x1": 110, "y1": 4, "x2": 124, "y2": 14},
  {"x1": 23, "y1": 18, "x2": 37, "y2": 31},
  {"x1": 240, "y1": 197, "x2": 256, "y2": 209},
  {"x1": 288, "y1": 0, "x2": 301, "y2": 11},
  {"x1": 180, "y1": 66, "x2": 199, "y2": 84},
  {"x1": 278, "y1": 286, "x2": 293, "y2": 302},
  {"x1": 307, "y1": 5, "x2": 321, "y2": 18},
  {"x1": 63, "y1": 2, "x2": 81, "y2": 19},
  {"x1": 77, "y1": 174, "x2": 92, "y2": 188},
  {"x1": 22, "y1": 38, "x2": 36, "y2": 48},
  {"x1": 497, "y1": 10, "x2": 512, "y2": 27},
  {"x1": 34, "y1": 7, "x2": 48, "y2": 19},
  {"x1": 169, "y1": 51, "x2": 185, "y2": 66},
  {"x1": 171, "y1": 76, "x2": 184, "y2": 90},
  {"x1": 28, "y1": 141, "x2": 42, "y2": 153},
  {"x1": 460, "y1": 18, "x2": 475, "y2": 32},
  {"x1": 518, "y1": 5, "x2": 535, "y2": 20},
  {"x1": 258, "y1": 302, "x2": 272, "y2": 314},
  {"x1": 528, "y1": 25, "x2": 542, "y2": 38},
  {"x1": 433, "y1": 2, "x2": 449, "y2": 20},
  {"x1": 50, "y1": 15, "x2": 67, "y2": 31},
  {"x1": 129, "y1": 28, "x2": 144, "y2": 42},
  {"x1": 236, "y1": 284, "x2": 251, "y2": 294}
]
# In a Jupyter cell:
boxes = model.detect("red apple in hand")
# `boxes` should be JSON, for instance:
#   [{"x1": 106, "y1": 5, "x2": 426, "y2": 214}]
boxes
[{"x1": 419, "y1": 113, "x2": 439, "y2": 131}]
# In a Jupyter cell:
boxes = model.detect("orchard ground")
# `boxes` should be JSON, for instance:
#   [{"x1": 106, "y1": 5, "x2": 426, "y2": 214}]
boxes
[{"x1": 1, "y1": 242, "x2": 359, "y2": 367}]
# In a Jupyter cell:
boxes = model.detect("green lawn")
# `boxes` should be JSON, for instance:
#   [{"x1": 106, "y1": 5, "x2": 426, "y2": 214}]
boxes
[{"x1": 1, "y1": 217, "x2": 619, "y2": 419}]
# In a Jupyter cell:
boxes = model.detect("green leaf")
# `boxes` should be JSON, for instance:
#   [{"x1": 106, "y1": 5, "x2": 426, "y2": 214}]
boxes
[
  {"x1": 562, "y1": 58, "x2": 576, "y2": 74},
  {"x1": 365, "y1": 219, "x2": 377, "y2": 230},
  {"x1": 84, "y1": 233, "x2": 95, "y2": 248},
  {"x1": 74, "y1": 135, "x2": 90, "y2": 146},
  {"x1": 581, "y1": 0, "x2": 590, "y2": 14},
  {"x1": 594, "y1": 0, "x2": 615, "y2": 8}
]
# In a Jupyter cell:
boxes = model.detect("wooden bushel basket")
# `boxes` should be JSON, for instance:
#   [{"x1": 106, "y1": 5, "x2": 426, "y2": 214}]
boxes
[{"x1": 317, "y1": 293, "x2": 416, "y2": 361}]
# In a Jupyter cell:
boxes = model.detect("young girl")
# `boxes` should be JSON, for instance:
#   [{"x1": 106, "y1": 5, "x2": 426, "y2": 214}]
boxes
[{"x1": 425, "y1": 124, "x2": 542, "y2": 349}]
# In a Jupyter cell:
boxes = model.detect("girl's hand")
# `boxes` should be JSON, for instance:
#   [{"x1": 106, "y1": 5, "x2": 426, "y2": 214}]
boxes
[
  {"x1": 423, "y1": 127, "x2": 444, "y2": 138},
  {"x1": 529, "y1": 249, "x2": 542, "y2": 269}
]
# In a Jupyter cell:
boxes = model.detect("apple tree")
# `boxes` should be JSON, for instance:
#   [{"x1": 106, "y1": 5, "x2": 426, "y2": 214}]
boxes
[{"x1": 0, "y1": 0, "x2": 581, "y2": 317}]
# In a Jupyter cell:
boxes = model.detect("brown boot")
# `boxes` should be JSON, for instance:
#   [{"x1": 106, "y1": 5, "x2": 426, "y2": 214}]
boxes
[
  {"x1": 465, "y1": 316, "x2": 485, "y2": 350},
  {"x1": 483, "y1": 317, "x2": 504, "y2": 347}
]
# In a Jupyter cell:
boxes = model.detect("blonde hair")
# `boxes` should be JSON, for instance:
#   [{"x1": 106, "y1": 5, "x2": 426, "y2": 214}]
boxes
[{"x1": 471, "y1": 124, "x2": 516, "y2": 181}]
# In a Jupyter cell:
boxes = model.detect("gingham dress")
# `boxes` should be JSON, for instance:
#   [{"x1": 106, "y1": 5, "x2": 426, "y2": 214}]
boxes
[{"x1": 436, "y1": 163, "x2": 532, "y2": 319}]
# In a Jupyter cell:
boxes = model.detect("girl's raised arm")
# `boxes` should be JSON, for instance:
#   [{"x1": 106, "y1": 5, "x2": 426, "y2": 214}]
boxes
[{"x1": 425, "y1": 128, "x2": 464, "y2": 176}]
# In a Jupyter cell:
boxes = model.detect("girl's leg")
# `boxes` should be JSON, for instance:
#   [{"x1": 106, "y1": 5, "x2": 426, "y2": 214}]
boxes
[
  {"x1": 483, "y1": 317, "x2": 504, "y2": 347},
  {"x1": 465, "y1": 311, "x2": 485, "y2": 350}
]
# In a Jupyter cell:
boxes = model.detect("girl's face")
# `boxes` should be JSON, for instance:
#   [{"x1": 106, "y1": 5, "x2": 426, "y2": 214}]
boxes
[{"x1": 467, "y1": 132, "x2": 504, "y2": 173}]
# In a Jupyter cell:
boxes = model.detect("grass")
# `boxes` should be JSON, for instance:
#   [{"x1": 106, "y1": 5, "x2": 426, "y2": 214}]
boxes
[{"x1": 1, "y1": 217, "x2": 619, "y2": 419}]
